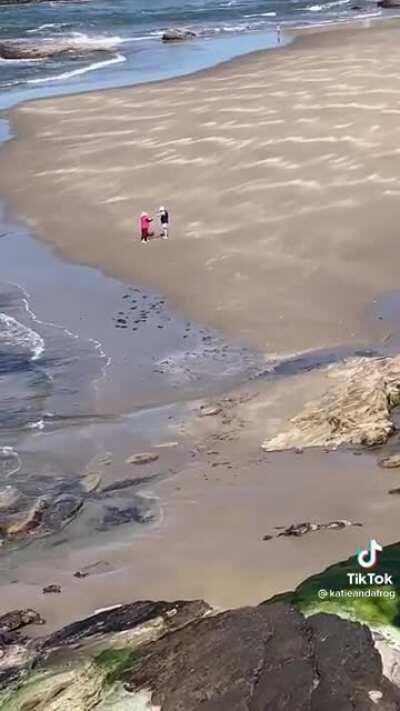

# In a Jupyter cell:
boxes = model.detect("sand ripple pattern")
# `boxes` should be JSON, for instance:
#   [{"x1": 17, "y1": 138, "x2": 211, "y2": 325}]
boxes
[{"x1": 3, "y1": 23, "x2": 400, "y2": 352}]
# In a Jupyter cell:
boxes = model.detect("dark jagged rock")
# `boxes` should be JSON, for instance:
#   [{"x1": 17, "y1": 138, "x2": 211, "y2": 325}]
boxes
[
  {"x1": 123, "y1": 602, "x2": 400, "y2": 710},
  {"x1": 42, "y1": 584, "x2": 62, "y2": 595},
  {"x1": 41, "y1": 599, "x2": 210, "y2": 651},
  {"x1": 0, "y1": 599, "x2": 398, "y2": 708},
  {"x1": 0, "y1": 609, "x2": 44, "y2": 633}
]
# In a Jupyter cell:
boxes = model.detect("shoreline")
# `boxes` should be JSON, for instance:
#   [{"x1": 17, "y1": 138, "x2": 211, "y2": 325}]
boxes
[
  {"x1": 1, "y1": 15, "x2": 400, "y2": 632},
  {"x1": 2, "y1": 18, "x2": 400, "y2": 353}
]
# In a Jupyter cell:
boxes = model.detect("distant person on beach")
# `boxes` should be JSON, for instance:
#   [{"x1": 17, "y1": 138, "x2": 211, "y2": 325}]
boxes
[
  {"x1": 140, "y1": 211, "x2": 153, "y2": 244},
  {"x1": 159, "y1": 206, "x2": 169, "y2": 239},
  {"x1": 277, "y1": 23, "x2": 281, "y2": 44}
]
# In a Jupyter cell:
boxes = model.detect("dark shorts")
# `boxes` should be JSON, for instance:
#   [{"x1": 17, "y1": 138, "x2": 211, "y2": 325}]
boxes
[{"x1": 141, "y1": 228, "x2": 149, "y2": 240}]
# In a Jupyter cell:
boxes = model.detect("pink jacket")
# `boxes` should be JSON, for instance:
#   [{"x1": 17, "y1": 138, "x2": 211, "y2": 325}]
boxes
[{"x1": 140, "y1": 214, "x2": 152, "y2": 230}]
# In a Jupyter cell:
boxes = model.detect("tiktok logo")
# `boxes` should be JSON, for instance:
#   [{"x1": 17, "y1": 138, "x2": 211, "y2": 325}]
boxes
[{"x1": 357, "y1": 539, "x2": 383, "y2": 569}]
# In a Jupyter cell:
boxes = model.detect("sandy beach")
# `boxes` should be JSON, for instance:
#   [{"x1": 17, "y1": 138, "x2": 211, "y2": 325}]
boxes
[
  {"x1": 2, "y1": 21, "x2": 400, "y2": 354},
  {"x1": 2, "y1": 19, "x2": 400, "y2": 632}
]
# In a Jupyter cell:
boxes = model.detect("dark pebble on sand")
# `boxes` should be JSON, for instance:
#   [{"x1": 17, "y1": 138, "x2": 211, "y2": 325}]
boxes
[
  {"x1": 43, "y1": 584, "x2": 61, "y2": 594},
  {"x1": 262, "y1": 535, "x2": 273, "y2": 541}
]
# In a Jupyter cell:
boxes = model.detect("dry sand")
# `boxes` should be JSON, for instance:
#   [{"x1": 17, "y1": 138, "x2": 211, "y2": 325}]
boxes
[
  {"x1": 2, "y1": 21, "x2": 400, "y2": 354},
  {"x1": 2, "y1": 20, "x2": 400, "y2": 628}
]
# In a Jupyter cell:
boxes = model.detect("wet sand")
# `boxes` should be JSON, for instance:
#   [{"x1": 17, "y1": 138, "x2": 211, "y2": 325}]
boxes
[
  {"x1": 3, "y1": 372, "x2": 400, "y2": 632},
  {"x1": 2, "y1": 21, "x2": 400, "y2": 354},
  {"x1": 1, "y1": 20, "x2": 400, "y2": 630}
]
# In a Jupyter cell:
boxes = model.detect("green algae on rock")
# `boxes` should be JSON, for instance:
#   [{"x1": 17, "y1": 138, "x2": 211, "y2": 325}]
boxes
[{"x1": 269, "y1": 541, "x2": 400, "y2": 630}]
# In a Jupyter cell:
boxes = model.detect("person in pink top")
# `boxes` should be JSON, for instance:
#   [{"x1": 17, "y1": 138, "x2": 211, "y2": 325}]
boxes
[{"x1": 140, "y1": 211, "x2": 153, "y2": 244}]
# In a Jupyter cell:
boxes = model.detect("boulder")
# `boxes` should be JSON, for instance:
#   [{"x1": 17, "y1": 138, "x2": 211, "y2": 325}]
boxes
[
  {"x1": 263, "y1": 355, "x2": 400, "y2": 451},
  {"x1": 0, "y1": 39, "x2": 111, "y2": 61},
  {"x1": 162, "y1": 29, "x2": 197, "y2": 42}
]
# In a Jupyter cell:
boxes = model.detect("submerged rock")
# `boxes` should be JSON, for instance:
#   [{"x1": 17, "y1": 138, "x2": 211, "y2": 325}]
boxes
[
  {"x1": 0, "y1": 487, "x2": 21, "y2": 513},
  {"x1": 263, "y1": 355, "x2": 400, "y2": 451},
  {"x1": 99, "y1": 475, "x2": 158, "y2": 494},
  {"x1": 99, "y1": 496, "x2": 155, "y2": 530},
  {"x1": 42, "y1": 494, "x2": 83, "y2": 531},
  {"x1": 4, "y1": 496, "x2": 49, "y2": 537}
]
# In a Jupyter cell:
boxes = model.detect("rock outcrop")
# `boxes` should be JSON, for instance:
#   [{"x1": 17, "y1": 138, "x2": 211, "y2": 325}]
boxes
[
  {"x1": 263, "y1": 355, "x2": 400, "y2": 451},
  {"x1": 0, "y1": 599, "x2": 399, "y2": 709},
  {"x1": 0, "y1": 39, "x2": 113, "y2": 61},
  {"x1": 162, "y1": 28, "x2": 197, "y2": 42}
]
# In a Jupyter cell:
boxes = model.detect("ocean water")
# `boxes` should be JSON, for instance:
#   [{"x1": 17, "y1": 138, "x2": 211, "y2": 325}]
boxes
[{"x1": 0, "y1": 0, "x2": 384, "y2": 106}]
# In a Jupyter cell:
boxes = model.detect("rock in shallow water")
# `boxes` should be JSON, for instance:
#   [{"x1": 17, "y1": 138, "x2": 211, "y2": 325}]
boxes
[
  {"x1": 125, "y1": 452, "x2": 159, "y2": 465},
  {"x1": 3, "y1": 496, "x2": 49, "y2": 537},
  {"x1": 162, "y1": 28, "x2": 197, "y2": 41},
  {"x1": 0, "y1": 486, "x2": 21, "y2": 513},
  {"x1": 0, "y1": 39, "x2": 112, "y2": 60}
]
